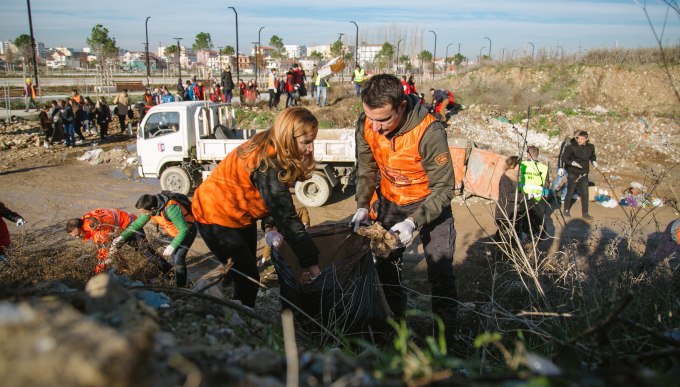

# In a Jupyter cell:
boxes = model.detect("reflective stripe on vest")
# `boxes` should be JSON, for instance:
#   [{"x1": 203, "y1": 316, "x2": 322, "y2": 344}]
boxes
[
  {"x1": 520, "y1": 161, "x2": 548, "y2": 199},
  {"x1": 151, "y1": 200, "x2": 195, "y2": 237},
  {"x1": 192, "y1": 141, "x2": 270, "y2": 228},
  {"x1": 354, "y1": 69, "x2": 365, "y2": 83},
  {"x1": 363, "y1": 113, "x2": 436, "y2": 205}
]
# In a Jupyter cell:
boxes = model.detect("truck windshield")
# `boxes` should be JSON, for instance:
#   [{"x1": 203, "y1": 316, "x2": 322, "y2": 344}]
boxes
[{"x1": 143, "y1": 112, "x2": 180, "y2": 139}]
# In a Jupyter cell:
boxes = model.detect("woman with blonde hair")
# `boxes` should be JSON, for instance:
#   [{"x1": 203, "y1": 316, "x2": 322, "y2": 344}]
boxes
[{"x1": 192, "y1": 107, "x2": 320, "y2": 307}]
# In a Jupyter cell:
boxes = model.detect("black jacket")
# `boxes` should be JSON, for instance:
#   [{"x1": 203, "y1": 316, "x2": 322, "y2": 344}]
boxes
[
  {"x1": 563, "y1": 142, "x2": 596, "y2": 174},
  {"x1": 221, "y1": 71, "x2": 234, "y2": 91}
]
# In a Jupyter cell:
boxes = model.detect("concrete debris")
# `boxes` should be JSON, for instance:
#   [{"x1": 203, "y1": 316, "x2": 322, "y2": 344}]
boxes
[{"x1": 0, "y1": 299, "x2": 154, "y2": 387}]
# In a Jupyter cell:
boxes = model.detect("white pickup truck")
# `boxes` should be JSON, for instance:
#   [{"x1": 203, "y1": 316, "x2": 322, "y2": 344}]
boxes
[{"x1": 135, "y1": 101, "x2": 356, "y2": 207}]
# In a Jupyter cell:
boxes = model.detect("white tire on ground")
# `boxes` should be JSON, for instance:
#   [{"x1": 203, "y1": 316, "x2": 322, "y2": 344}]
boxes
[
  {"x1": 160, "y1": 166, "x2": 192, "y2": 195},
  {"x1": 294, "y1": 172, "x2": 331, "y2": 208}
]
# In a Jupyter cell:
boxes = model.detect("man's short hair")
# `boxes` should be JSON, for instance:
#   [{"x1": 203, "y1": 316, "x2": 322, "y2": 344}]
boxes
[
  {"x1": 360, "y1": 74, "x2": 405, "y2": 110},
  {"x1": 527, "y1": 145, "x2": 539, "y2": 158},
  {"x1": 578, "y1": 130, "x2": 589, "y2": 138},
  {"x1": 135, "y1": 194, "x2": 158, "y2": 211},
  {"x1": 66, "y1": 218, "x2": 83, "y2": 232}
]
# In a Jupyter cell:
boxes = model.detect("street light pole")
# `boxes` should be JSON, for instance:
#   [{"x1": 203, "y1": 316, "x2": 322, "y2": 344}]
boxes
[
  {"x1": 257, "y1": 26, "x2": 264, "y2": 84},
  {"x1": 445, "y1": 43, "x2": 452, "y2": 76},
  {"x1": 528, "y1": 41, "x2": 535, "y2": 59},
  {"x1": 145, "y1": 16, "x2": 151, "y2": 87},
  {"x1": 350, "y1": 21, "x2": 359, "y2": 68},
  {"x1": 396, "y1": 38, "x2": 403, "y2": 73},
  {"x1": 229, "y1": 6, "x2": 240, "y2": 85},
  {"x1": 479, "y1": 46, "x2": 485, "y2": 63},
  {"x1": 173, "y1": 37, "x2": 183, "y2": 82},
  {"x1": 483, "y1": 36, "x2": 492, "y2": 60},
  {"x1": 26, "y1": 0, "x2": 40, "y2": 91},
  {"x1": 428, "y1": 30, "x2": 436, "y2": 81}
]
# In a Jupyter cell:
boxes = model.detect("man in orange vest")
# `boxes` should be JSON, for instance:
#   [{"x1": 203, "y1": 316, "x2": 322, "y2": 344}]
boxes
[
  {"x1": 351, "y1": 74, "x2": 458, "y2": 350},
  {"x1": 112, "y1": 193, "x2": 196, "y2": 287},
  {"x1": 24, "y1": 78, "x2": 38, "y2": 112},
  {"x1": 66, "y1": 208, "x2": 172, "y2": 275}
]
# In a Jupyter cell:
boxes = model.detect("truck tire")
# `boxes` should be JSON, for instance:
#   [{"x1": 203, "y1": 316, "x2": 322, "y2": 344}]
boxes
[
  {"x1": 295, "y1": 172, "x2": 331, "y2": 208},
  {"x1": 160, "y1": 166, "x2": 192, "y2": 195}
]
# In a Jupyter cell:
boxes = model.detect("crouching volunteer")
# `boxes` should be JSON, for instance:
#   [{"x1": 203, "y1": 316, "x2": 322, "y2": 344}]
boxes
[
  {"x1": 112, "y1": 193, "x2": 197, "y2": 287},
  {"x1": 351, "y1": 74, "x2": 458, "y2": 350},
  {"x1": 66, "y1": 208, "x2": 173, "y2": 275},
  {"x1": 192, "y1": 107, "x2": 321, "y2": 309}
]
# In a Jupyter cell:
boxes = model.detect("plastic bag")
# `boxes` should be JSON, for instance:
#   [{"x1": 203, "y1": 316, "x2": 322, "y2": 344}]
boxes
[{"x1": 274, "y1": 223, "x2": 392, "y2": 345}]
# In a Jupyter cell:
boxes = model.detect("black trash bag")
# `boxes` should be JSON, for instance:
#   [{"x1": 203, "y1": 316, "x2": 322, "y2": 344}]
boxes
[{"x1": 272, "y1": 223, "x2": 392, "y2": 345}]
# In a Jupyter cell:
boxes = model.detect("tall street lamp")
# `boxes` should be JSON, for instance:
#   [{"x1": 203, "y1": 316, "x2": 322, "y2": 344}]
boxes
[
  {"x1": 173, "y1": 37, "x2": 183, "y2": 82},
  {"x1": 445, "y1": 43, "x2": 452, "y2": 76},
  {"x1": 256, "y1": 26, "x2": 264, "y2": 84},
  {"x1": 145, "y1": 16, "x2": 151, "y2": 86},
  {"x1": 428, "y1": 30, "x2": 437, "y2": 80},
  {"x1": 396, "y1": 38, "x2": 404, "y2": 73},
  {"x1": 528, "y1": 41, "x2": 535, "y2": 59},
  {"x1": 229, "y1": 6, "x2": 240, "y2": 84},
  {"x1": 26, "y1": 0, "x2": 40, "y2": 92},
  {"x1": 350, "y1": 21, "x2": 359, "y2": 67},
  {"x1": 483, "y1": 36, "x2": 492, "y2": 60}
]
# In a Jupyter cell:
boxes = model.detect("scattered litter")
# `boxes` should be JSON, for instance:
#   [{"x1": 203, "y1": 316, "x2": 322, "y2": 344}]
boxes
[
  {"x1": 600, "y1": 199, "x2": 619, "y2": 208},
  {"x1": 77, "y1": 148, "x2": 104, "y2": 163}
]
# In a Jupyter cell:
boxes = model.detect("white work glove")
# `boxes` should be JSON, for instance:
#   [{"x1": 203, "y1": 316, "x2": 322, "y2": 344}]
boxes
[
  {"x1": 111, "y1": 236, "x2": 124, "y2": 248},
  {"x1": 266, "y1": 230, "x2": 284, "y2": 251},
  {"x1": 592, "y1": 161, "x2": 599, "y2": 168},
  {"x1": 527, "y1": 193, "x2": 535, "y2": 200},
  {"x1": 571, "y1": 161, "x2": 582, "y2": 169},
  {"x1": 557, "y1": 168, "x2": 565, "y2": 177},
  {"x1": 389, "y1": 218, "x2": 416, "y2": 246},
  {"x1": 15, "y1": 218, "x2": 26, "y2": 227},
  {"x1": 350, "y1": 208, "x2": 370, "y2": 232},
  {"x1": 162, "y1": 245, "x2": 175, "y2": 257}
]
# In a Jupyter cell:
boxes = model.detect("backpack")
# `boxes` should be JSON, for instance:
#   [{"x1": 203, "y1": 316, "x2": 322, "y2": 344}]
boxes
[{"x1": 158, "y1": 190, "x2": 193, "y2": 219}]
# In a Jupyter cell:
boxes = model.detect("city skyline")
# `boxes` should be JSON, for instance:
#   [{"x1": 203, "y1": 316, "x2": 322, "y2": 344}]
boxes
[{"x1": 1, "y1": 0, "x2": 678, "y2": 60}]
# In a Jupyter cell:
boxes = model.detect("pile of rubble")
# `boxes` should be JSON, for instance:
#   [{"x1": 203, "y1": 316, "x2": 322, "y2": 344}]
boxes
[{"x1": 0, "y1": 118, "x2": 42, "y2": 151}]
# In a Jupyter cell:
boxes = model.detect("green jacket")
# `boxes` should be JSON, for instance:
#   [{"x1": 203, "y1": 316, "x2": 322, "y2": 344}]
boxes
[{"x1": 119, "y1": 204, "x2": 189, "y2": 248}]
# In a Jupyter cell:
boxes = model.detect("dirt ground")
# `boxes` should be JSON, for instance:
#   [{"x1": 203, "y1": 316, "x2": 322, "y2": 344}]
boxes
[{"x1": 1, "y1": 133, "x2": 677, "y2": 295}]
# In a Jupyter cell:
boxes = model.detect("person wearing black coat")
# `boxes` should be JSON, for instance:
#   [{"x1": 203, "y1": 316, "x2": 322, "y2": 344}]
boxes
[
  {"x1": 221, "y1": 66, "x2": 235, "y2": 103},
  {"x1": 562, "y1": 130, "x2": 598, "y2": 220}
]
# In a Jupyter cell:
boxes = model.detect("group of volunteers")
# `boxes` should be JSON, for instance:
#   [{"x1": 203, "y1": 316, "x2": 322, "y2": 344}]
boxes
[{"x1": 7, "y1": 72, "x2": 677, "y2": 354}]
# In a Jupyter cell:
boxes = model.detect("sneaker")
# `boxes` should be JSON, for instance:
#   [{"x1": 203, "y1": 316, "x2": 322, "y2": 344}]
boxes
[
  {"x1": 582, "y1": 213, "x2": 594, "y2": 220},
  {"x1": 564, "y1": 210, "x2": 570, "y2": 217}
]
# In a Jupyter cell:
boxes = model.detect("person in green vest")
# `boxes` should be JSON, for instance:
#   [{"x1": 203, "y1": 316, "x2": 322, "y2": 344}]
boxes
[
  {"x1": 351, "y1": 64, "x2": 365, "y2": 97},
  {"x1": 314, "y1": 74, "x2": 330, "y2": 107},
  {"x1": 519, "y1": 146, "x2": 550, "y2": 240},
  {"x1": 110, "y1": 192, "x2": 197, "y2": 287}
]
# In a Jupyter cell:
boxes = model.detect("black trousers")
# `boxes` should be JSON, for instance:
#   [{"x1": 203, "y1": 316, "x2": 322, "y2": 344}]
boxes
[
  {"x1": 268, "y1": 90, "x2": 276, "y2": 108},
  {"x1": 171, "y1": 223, "x2": 197, "y2": 287},
  {"x1": 197, "y1": 222, "x2": 259, "y2": 307},
  {"x1": 564, "y1": 173, "x2": 589, "y2": 214},
  {"x1": 374, "y1": 195, "x2": 458, "y2": 334}
]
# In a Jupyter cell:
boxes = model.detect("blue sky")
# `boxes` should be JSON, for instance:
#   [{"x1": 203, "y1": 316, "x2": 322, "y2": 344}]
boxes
[{"x1": 1, "y1": 0, "x2": 678, "y2": 59}]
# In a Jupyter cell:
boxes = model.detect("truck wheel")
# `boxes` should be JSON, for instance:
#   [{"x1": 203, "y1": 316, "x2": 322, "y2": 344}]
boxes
[
  {"x1": 160, "y1": 166, "x2": 192, "y2": 195},
  {"x1": 295, "y1": 172, "x2": 331, "y2": 207}
]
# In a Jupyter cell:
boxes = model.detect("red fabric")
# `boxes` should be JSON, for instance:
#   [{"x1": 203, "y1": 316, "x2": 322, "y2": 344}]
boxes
[{"x1": 0, "y1": 219, "x2": 10, "y2": 251}]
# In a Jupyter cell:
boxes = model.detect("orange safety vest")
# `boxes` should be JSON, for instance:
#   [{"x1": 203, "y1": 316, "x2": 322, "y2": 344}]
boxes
[
  {"x1": 151, "y1": 199, "x2": 195, "y2": 237},
  {"x1": 363, "y1": 113, "x2": 437, "y2": 205},
  {"x1": 192, "y1": 142, "x2": 271, "y2": 228},
  {"x1": 82, "y1": 208, "x2": 135, "y2": 246}
]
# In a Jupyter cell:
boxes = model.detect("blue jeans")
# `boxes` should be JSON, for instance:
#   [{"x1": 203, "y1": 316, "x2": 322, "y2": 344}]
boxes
[
  {"x1": 316, "y1": 86, "x2": 327, "y2": 107},
  {"x1": 64, "y1": 122, "x2": 75, "y2": 146},
  {"x1": 355, "y1": 82, "x2": 361, "y2": 97},
  {"x1": 224, "y1": 90, "x2": 232, "y2": 103}
]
